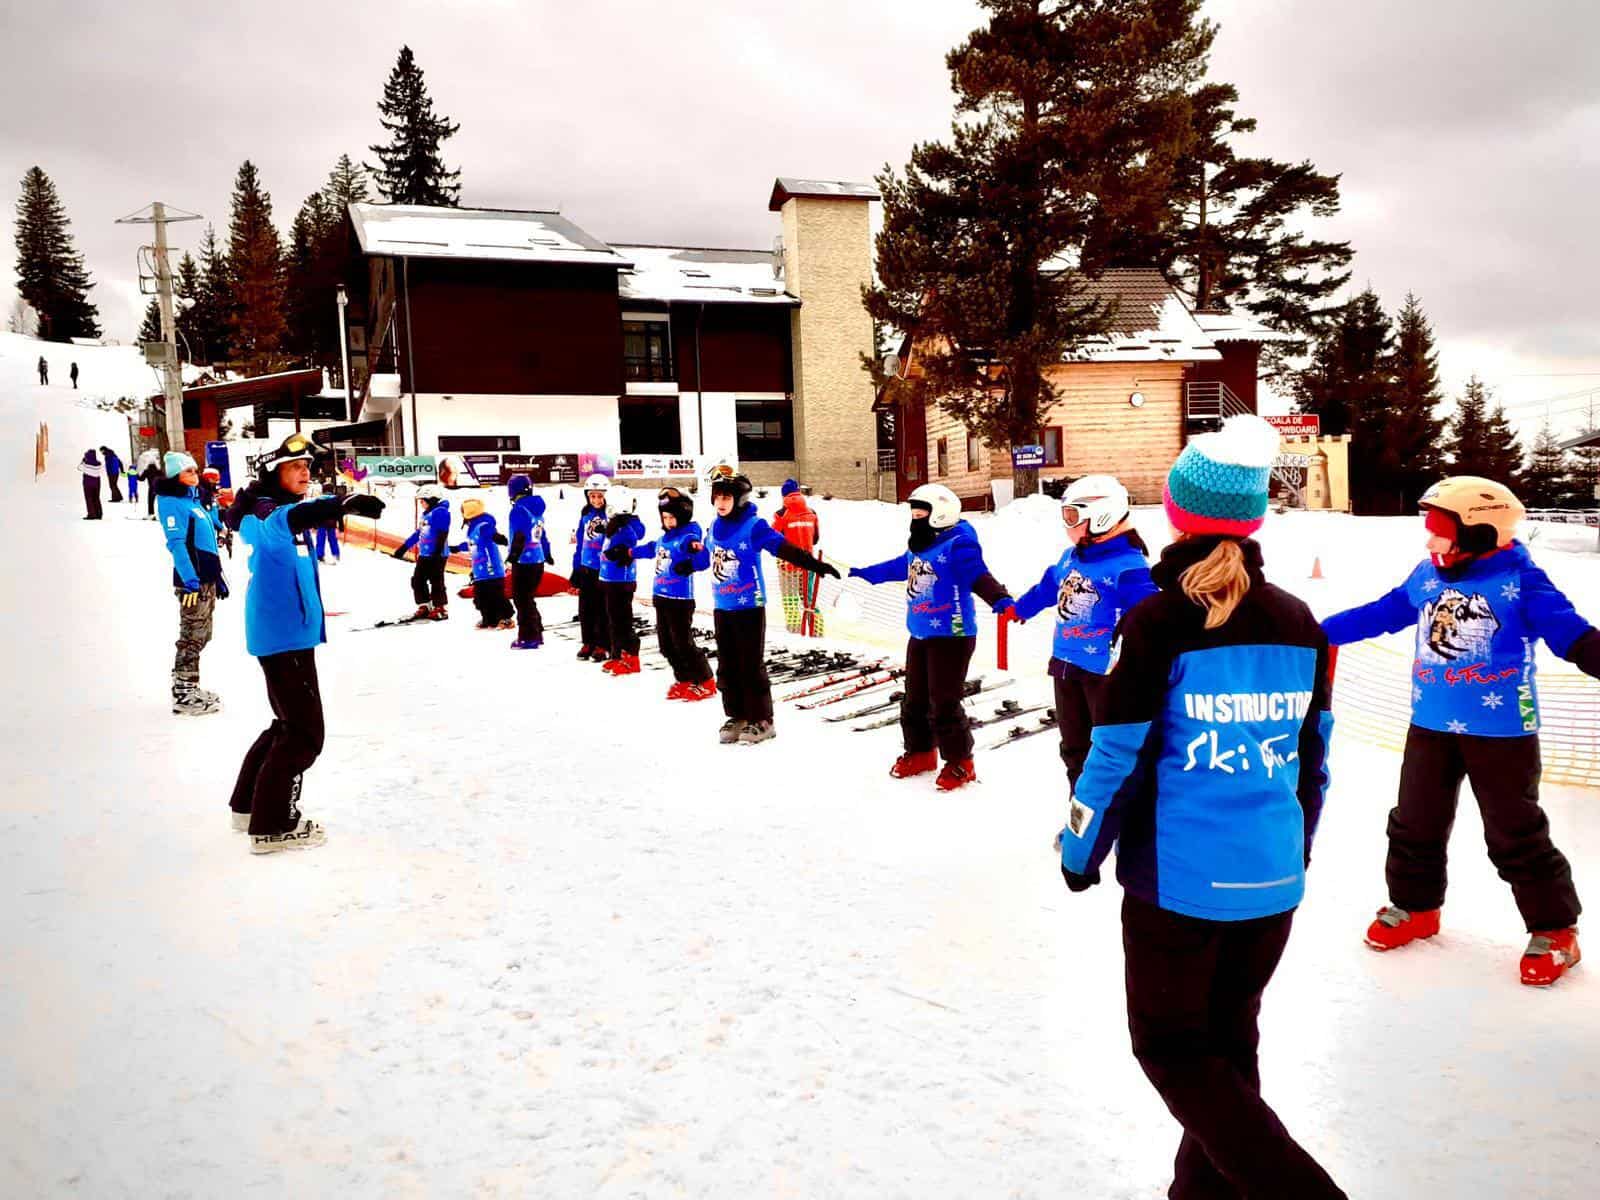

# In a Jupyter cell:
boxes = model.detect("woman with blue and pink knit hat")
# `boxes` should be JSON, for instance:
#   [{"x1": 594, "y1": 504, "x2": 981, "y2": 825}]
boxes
[{"x1": 1059, "y1": 415, "x2": 1346, "y2": 1198}]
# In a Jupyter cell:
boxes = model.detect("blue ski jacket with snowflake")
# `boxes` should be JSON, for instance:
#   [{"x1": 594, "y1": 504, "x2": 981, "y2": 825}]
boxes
[
  {"x1": 455, "y1": 513, "x2": 505, "y2": 581},
  {"x1": 1062, "y1": 537, "x2": 1334, "y2": 922},
  {"x1": 224, "y1": 483, "x2": 327, "y2": 658},
  {"x1": 1321, "y1": 542, "x2": 1600, "y2": 737},
  {"x1": 507, "y1": 494, "x2": 553, "y2": 566},
  {"x1": 634, "y1": 522, "x2": 709, "y2": 600},
  {"x1": 849, "y1": 520, "x2": 1006, "y2": 640},
  {"x1": 598, "y1": 514, "x2": 646, "y2": 584},
  {"x1": 574, "y1": 503, "x2": 608, "y2": 571},
  {"x1": 156, "y1": 477, "x2": 227, "y2": 592},
  {"x1": 1013, "y1": 531, "x2": 1156, "y2": 674},
  {"x1": 400, "y1": 502, "x2": 452, "y2": 558},
  {"x1": 705, "y1": 503, "x2": 787, "y2": 611}
]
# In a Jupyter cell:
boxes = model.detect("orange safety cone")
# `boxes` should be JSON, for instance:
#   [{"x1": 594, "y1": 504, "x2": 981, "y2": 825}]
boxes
[{"x1": 1310, "y1": 556, "x2": 1324, "y2": 580}]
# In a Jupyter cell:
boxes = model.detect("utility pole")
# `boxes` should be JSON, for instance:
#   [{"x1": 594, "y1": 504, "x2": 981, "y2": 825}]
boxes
[{"x1": 117, "y1": 202, "x2": 201, "y2": 452}]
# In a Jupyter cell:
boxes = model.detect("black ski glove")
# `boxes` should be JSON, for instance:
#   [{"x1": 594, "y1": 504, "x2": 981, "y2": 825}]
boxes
[
  {"x1": 342, "y1": 494, "x2": 385, "y2": 519},
  {"x1": 604, "y1": 544, "x2": 632, "y2": 565},
  {"x1": 672, "y1": 559, "x2": 696, "y2": 576},
  {"x1": 392, "y1": 546, "x2": 409, "y2": 560},
  {"x1": 493, "y1": 532, "x2": 509, "y2": 546},
  {"x1": 774, "y1": 543, "x2": 839, "y2": 578},
  {"x1": 1061, "y1": 865, "x2": 1099, "y2": 893},
  {"x1": 1566, "y1": 628, "x2": 1600, "y2": 679}
]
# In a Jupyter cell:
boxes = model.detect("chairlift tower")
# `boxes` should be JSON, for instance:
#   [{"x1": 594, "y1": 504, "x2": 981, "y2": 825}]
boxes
[{"x1": 116, "y1": 201, "x2": 201, "y2": 451}]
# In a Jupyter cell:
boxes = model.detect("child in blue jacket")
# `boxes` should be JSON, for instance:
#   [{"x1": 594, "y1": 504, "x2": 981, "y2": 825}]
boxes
[
  {"x1": 505, "y1": 475, "x2": 554, "y2": 649},
  {"x1": 453, "y1": 497, "x2": 514, "y2": 630},
  {"x1": 393, "y1": 485, "x2": 453, "y2": 620},
  {"x1": 1322, "y1": 476, "x2": 1600, "y2": 986},
  {"x1": 571, "y1": 473, "x2": 612, "y2": 661},
  {"x1": 156, "y1": 450, "x2": 229, "y2": 715},
  {"x1": 598, "y1": 484, "x2": 647, "y2": 674},
  {"x1": 1002, "y1": 475, "x2": 1155, "y2": 789},
  {"x1": 848, "y1": 483, "x2": 1009, "y2": 790},
  {"x1": 629, "y1": 487, "x2": 714, "y2": 699}
]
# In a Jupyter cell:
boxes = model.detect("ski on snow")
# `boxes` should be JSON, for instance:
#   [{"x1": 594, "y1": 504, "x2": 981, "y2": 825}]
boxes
[
  {"x1": 977, "y1": 709, "x2": 1059, "y2": 751},
  {"x1": 794, "y1": 668, "x2": 907, "y2": 709}
]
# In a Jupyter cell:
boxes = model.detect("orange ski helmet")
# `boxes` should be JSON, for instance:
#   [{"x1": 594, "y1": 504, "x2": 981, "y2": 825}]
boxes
[{"x1": 1418, "y1": 476, "x2": 1525, "y2": 553}]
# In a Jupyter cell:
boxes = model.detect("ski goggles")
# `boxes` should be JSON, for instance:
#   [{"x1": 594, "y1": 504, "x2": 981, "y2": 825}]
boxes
[
  {"x1": 259, "y1": 432, "x2": 318, "y2": 473},
  {"x1": 706, "y1": 462, "x2": 738, "y2": 483},
  {"x1": 658, "y1": 486, "x2": 685, "y2": 502},
  {"x1": 1060, "y1": 504, "x2": 1087, "y2": 527}
]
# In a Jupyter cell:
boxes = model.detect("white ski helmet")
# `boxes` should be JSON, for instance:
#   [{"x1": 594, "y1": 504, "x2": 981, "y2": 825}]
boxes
[
  {"x1": 606, "y1": 483, "x2": 635, "y2": 514},
  {"x1": 908, "y1": 483, "x2": 962, "y2": 530},
  {"x1": 1061, "y1": 475, "x2": 1130, "y2": 537},
  {"x1": 417, "y1": 483, "x2": 444, "y2": 504},
  {"x1": 583, "y1": 473, "x2": 610, "y2": 495}
]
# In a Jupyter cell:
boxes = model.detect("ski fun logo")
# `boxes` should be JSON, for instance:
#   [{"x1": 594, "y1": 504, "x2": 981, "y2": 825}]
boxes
[
  {"x1": 1178, "y1": 689, "x2": 1314, "y2": 780},
  {"x1": 1417, "y1": 588, "x2": 1500, "y2": 664},
  {"x1": 584, "y1": 516, "x2": 607, "y2": 545},
  {"x1": 1056, "y1": 570, "x2": 1100, "y2": 622},
  {"x1": 906, "y1": 557, "x2": 937, "y2": 599},
  {"x1": 711, "y1": 546, "x2": 739, "y2": 584}
]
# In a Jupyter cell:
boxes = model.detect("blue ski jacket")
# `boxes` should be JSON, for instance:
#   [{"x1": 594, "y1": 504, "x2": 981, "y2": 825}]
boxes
[
  {"x1": 1013, "y1": 531, "x2": 1156, "y2": 674},
  {"x1": 224, "y1": 482, "x2": 327, "y2": 658},
  {"x1": 574, "y1": 503, "x2": 608, "y2": 571},
  {"x1": 599, "y1": 514, "x2": 647, "y2": 584},
  {"x1": 507, "y1": 494, "x2": 553, "y2": 566},
  {"x1": 156, "y1": 476, "x2": 227, "y2": 592},
  {"x1": 634, "y1": 522, "x2": 709, "y2": 600},
  {"x1": 849, "y1": 520, "x2": 1005, "y2": 639},
  {"x1": 400, "y1": 502, "x2": 452, "y2": 558},
  {"x1": 1322, "y1": 542, "x2": 1600, "y2": 736},
  {"x1": 705, "y1": 503, "x2": 789, "y2": 610},
  {"x1": 455, "y1": 513, "x2": 506, "y2": 581},
  {"x1": 1061, "y1": 537, "x2": 1335, "y2": 922}
]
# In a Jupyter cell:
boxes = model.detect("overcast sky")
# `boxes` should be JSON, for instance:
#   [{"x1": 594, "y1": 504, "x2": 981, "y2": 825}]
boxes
[{"x1": 3, "y1": 0, "x2": 1597, "y2": 434}]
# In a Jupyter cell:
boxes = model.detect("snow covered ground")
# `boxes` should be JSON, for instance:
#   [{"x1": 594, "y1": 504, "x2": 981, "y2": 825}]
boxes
[{"x1": 3, "y1": 333, "x2": 1599, "y2": 1197}]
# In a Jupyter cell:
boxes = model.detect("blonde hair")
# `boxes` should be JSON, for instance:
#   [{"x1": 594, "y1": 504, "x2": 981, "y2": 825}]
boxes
[{"x1": 1180, "y1": 538, "x2": 1251, "y2": 629}]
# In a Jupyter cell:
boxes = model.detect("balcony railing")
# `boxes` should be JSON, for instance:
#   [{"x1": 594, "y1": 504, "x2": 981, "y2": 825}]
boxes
[
  {"x1": 1183, "y1": 380, "x2": 1251, "y2": 432},
  {"x1": 624, "y1": 355, "x2": 675, "y2": 383}
]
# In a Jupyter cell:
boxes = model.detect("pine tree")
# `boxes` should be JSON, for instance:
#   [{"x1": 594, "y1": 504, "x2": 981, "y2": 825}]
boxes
[
  {"x1": 1445, "y1": 376, "x2": 1524, "y2": 488},
  {"x1": 283, "y1": 190, "x2": 336, "y2": 359},
  {"x1": 138, "y1": 297, "x2": 162, "y2": 344},
  {"x1": 174, "y1": 252, "x2": 201, "y2": 361},
  {"x1": 226, "y1": 160, "x2": 286, "y2": 370},
  {"x1": 323, "y1": 152, "x2": 371, "y2": 214},
  {"x1": 1522, "y1": 421, "x2": 1571, "y2": 509},
  {"x1": 193, "y1": 225, "x2": 232, "y2": 365},
  {"x1": 1566, "y1": 436, "x2": 1600, "y2": 508},
  {"x1": 368, "y1": 46, "x2": 461, "y2": 206},
  {"x1": 866, "y1": 0, "x2": 1212, "y2": 494},
  {"x1": 13, "y1": 166, "x2": 100, "y2": 341},
  {"x1": 1381, "y1": 293, "x2": 1446, "y2": 507},
  {"x1": 1480, "y1": 403, "x2": 1525, "y2": 488}
]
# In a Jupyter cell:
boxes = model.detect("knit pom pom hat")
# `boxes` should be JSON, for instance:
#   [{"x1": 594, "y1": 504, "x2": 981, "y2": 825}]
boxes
[
  {"x1": 1163, "y1": 414, "x2": 1280, "y2": 537},
  {"x1": 781, "y1": 478, "x2": 800, "y2": 496},
  {"x1": 164, "y1": 450, "x2": 197, "y2": 478}
]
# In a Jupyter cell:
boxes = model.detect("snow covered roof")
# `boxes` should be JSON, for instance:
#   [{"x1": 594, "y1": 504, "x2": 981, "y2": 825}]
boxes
[
  {"x1": 349, "y1": 204, "x2": 630, "y2": 268},
  {"x1": 1191, "y1": 309, "x2": 1300, "y2": 344},
  {"x1": 1060, "y1": 268, "x2": 1220, "y2": 364},
  {"x1": 612, "y1": 245, "x2": 797, "y2": 306},
  {"x1": 768, "y1": 178, "x2": 880, "y2": 211}
]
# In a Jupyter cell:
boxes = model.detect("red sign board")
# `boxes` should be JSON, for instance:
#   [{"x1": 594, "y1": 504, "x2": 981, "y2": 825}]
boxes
[
  {"x1": 138, "y1": 426, "x2": 157, "y2": 437},
  {"x1": 1265, "y1": 414, "x2": 1320, "y2": 437}
]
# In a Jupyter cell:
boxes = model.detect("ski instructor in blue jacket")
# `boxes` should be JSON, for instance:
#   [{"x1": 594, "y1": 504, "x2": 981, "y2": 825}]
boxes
[
  {"x1": 1060, "y1": 416, "x2": 1345, "y2": 1199},
  {"x1": 222, "y1": 433, "x2": 384, "y2": 855}
]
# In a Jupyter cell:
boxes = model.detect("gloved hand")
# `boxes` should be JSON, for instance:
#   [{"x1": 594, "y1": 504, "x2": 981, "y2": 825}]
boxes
[
  {"x1": 342, "y1": 494, "x2": 385, "y2": 519},
  {"x1": 1061, "y1": 865, "x2": 1099, "y2": 893},
  {"x1": 688, "y1": 541, "x2": 704, "y2": 554},
  {"x1": 992, "y1": 599, "x2": 1017, "y2": 619},
  {"x1": 392, "y1": 547, "x2": 409, "y2": 560},
  {"x1": 672, "y1": 559, "x2": 696, "y2": 576},
  {"x1": 815, "y1": 562, "x2": 841, "y2": 580},
  {"x1": 180, "y1": 584, "x2": 201, "y2": 609},
  {"x1": 604, "y1": 544, "x2": 632, "y2": 565}
]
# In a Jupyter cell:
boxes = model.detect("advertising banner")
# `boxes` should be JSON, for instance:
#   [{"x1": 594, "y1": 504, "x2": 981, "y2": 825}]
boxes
[
  {"x1": 614, "y1": 454, "x2": 700, "y2": 478},
  {"x1": 1010, "y1": 445, "x2": 1045, "y2": 469},
  {"x1": 357, "y1": 455, "x2": 437, "y2": 482},
  {"x1": 1265, "y1": 414, "x2": 1321, "y2": 437}
]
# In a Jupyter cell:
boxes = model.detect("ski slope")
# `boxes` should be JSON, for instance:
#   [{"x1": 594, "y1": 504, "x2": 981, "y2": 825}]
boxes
[{"x1": 2, "y1": 333, "x2": 1598, "y2": 1197}]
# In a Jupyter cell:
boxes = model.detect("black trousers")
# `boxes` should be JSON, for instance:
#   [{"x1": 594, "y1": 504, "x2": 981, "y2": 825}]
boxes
[
  {"x1": 714, "y1": 607, "x2": 772, "y2": 722},
  {"x1": 1123, "y1": 896, "x2": 1346, "y2": 1200},
  {"x1": 655, "y1": 596, "x2": 712, "y2": 683},
  {"x1": 512, "y1": 562, "x2": 545, "y2": 642},
  {"x1": 82, "y1": 477, "x2": 102, "y2": 519},
  {"x1": 229, "y1": 650, "x2": 325, "y2": 836},
  {"x1": 411, "y1": 555, "x2": 447, "y2": 608},
  {"x1": 603, "y1": 581, "x2": 640, "y2": 657},
  {"x1": 901, "y1": 635, "x2": 976, "y2": 760},
  {"x1": 472, "y1": 576, "x2": 514, "y2": 625},
  {"x1": 107, "y1": 474, "x2": 123, "y2": 502},
  {"x1": 575, "y1": 566, "x2": 610, "y2": 653},
  {"x1": 1389, "y1": 724, "x2": 1580, "y2": 930},
  {"x1": 1054, "y1": 662, "x2": 1110, "y2": 788},
  {"x1": 145, "y1": 475, "x2": 158, "y2": 516}
]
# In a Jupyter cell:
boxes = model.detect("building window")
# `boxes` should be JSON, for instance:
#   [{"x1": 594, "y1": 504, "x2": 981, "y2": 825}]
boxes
[
  {"x1": 438, "y1": 434, "x2": 521, "y2": 452},
  {"x1": 619, "y1": 396, "x2": 682, "y2": 455},
  {"x1": 735, "y1": 397, "x2": 794, "y2": 462},
  {"x1": 966, "y1": 432, "x2": 981, "y2": 472},
  {"x1": 936, "y1": 437, "x2": 949, "y2": 477},
  {"x1": 1043, "y1": 426, "x2": 1064, "y2": 468},
  {"x1": 622, "y1": 319, "x2": 673, "y2": 382}
]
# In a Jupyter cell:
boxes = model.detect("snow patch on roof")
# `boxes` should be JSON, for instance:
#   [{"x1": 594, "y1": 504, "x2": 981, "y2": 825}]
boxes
[
  {"x1": 1192, "y1": 309, "x2": 1299, "y2": 343},
  {"x1": 612, "y1": 245, "x2": 797, "y2": 306},
  {"x1": 349, "y1": 204, "x2": 630, "y2": 267},
  {"x1": 1062, "y1": 271, "x2": 1220, "y2": 364}
]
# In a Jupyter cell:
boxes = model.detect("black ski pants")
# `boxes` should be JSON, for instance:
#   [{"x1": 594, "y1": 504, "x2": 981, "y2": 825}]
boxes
[
  {"x1": 229, "y1": 649, "x2": 324, "y2": 836},
  {"x1": 714, "y1": 607, "x2": 772, "y2": 722},
  {"x1": 901, "y1": 634, "x2": 976, "y2": 761},
  {"x1": 411, "y1": 554, "x2": 447, "y2": 608},
  {"x1": 1122, "y1": 895, "x2": 1346, "y2": 1200},
  {"x1": 81, "y1": 476, "x2": 102, "y2": 519},
  {"x1": 512, "y1": 562, "x2": 545, "y2": 642},
  {"x1": 655, "y1": 596, "x2": 712, "y2": 684},
  {"x1": 1054, "y1": 661, "x2": 1110, "y2": 788},
  {"x1": 575, "y1": 566, "x2": 610, "y2": 654},
  {"x1": 1388, "y1": 724, "x2": 1580, "y2": 931},
  {"x1": 603, "y1": 581, "x2": 640, "y2": 658},
  {"x1": 472, "y1": 576, "x2": 513, "y2": 626},
  {"x1": 107, "y1": 473, "x2": 123, "y2": 502},
  {"x1": 145, "y1": 472, "x2": 158, "y2": 517}
]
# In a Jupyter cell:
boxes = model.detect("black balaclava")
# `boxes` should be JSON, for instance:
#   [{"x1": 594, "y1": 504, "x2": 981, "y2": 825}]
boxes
[{"x1": 908, "y1": 506, "x2": 937, "y2": 552}]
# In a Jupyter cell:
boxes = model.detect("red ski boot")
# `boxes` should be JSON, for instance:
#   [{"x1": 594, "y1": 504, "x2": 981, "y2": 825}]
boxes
[
  {"x1": 667, "y1": 681, "x2": 692, "y2": 700},
  {"x1": 684, "y1": 679, "x2": 718, "y2": 701},
  {"x1": 427, "y1": 605, "x2": 449, "y2": 621},
  {"x1": 1364, "y1": 905, "x2": 1441, "y2": 951},
  {"x1": 1520, "y1": 927, "x2": 1581, "y2": 987},
  {"x1": 935, "y1": 758, "x2": 978, "y2": 791},
  {"x1": 889, "y1": 750, "x2": 937, "y2": 779},
  {"x1": 608, "y1": 653, "x2": 641, "y2": 676}
]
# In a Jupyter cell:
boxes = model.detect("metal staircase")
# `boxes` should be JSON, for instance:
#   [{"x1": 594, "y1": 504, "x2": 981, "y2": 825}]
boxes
[{"x1": 1184, "y1": 381, "x2": 1309, "y2": 503}]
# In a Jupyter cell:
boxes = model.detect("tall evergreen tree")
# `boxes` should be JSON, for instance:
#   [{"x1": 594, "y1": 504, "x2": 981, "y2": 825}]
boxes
[
  {"x1": 1381, "y1": 292, "x2": 1446, "y2": 506},
  {"x1": 283, "y1": 190, "x2": 338, "y2": 360},
  {"x1": 1445, "y1": 375, "x2": 1524, "y2": 487},
  {"x1": 368, "y1": 46, "x2": 461, "y2": 206},
  {"x1": 1522, "y1": 421, "x2": 1571, "y2": 509},
  {"x1": 226, "y1": 161, "x2": 286, "y2": 370},
  {"x1": 323, "y1": 152, "x2": 371, "y2": 213},
  {"x1": 191, "y1": 225, "x2": 233, "y2": 365},
  {"x1": 866, "y1": 0, "x2": 1213, "y2": 494},
  {"x1": 138, "y1": 297, "x2": 162, "y2": 345},
  {"x1": 13, "y1": 167, "x2": 100, "y2": 341},
  {"x1": 173, "y1": 252, "x2": 201, "y2": 361}
]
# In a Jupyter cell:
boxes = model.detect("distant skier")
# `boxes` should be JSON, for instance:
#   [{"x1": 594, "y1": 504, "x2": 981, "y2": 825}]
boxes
[
  {"x1": 570, "y1": 473, "x2": 612, "y2": 661},
  {"x1": 1060, "y1": 415, "x2": 1345, "y2": 1199},
  {"x1": 69, "y1": 362, "x2": 79, "y2": 389},
  {"x1": 594, "y1": 484, "x2": 648, "y2": 675},
  {"x1": 631, "y1": 487, "x2": 714, "y2": 700},
  {"x1": 126, "y1": 461, "x2": 139, "y2": 506},
  {"x1": 504, "y1": 474, "x2": 554, "y2": 649},
  {"x1": 998, "y1": 475, "x2": 1154, "y2": 793},
  {"x1": 772, "y1": 478, "x2": 825, "y2": 636},
  {"x1": 222, "y1": 432, "x2": 384, "y2": 853},
  {"x1": 78, "y1": 449, "x2": 103, "y2": 520},
  {"x1": 37, "y1": 356, "x2": 47, "y2": 385},
  {"x1": 454, "y1": 497, "x2": 515, "y2": 630},
  {"x1": 101, "y1": 447, "x2": 124, "y2": 502},
  {"x1": 697, "y1": 465, "x2": 837, "y2": 744},
  {"x1": 392, "y1": 484, "x2": 452, "y2": 619},
  {"x1": 847, "y1": 483, "x2": 1010, "y2": 790},
  {"x1": 156, "y1": 451, "x2": 228, "y2": 715},
  {"x1": 139, "y1": 450, "x2": 162, "y2": 520},
  {"x1": 1323, "y1": 476, "x2": 1600, "y2": 986}
]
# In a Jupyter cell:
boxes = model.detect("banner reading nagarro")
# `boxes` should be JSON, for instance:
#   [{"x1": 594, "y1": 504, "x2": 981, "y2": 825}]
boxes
[{"x1": 357, "y1": 456, "x2": 438, "y2": 482}]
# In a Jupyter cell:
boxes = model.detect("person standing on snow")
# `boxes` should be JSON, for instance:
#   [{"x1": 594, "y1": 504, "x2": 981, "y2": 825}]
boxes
[
  {"x1": 598, "y1": 484, "x2": 647, "y2": 675},
  {"x1": 139, "y1": 450, "x2": 163, "y2": 520},
  {"x1": 570, "y1": 474, "x2": 612, "y2": 661},
  {"x1": 156, "y1": 451, "x2": 228, "y2": 715},
  {"x1": 37, "y1": 356, "x2": 48, "y2": 385},
  {"x1": 222, "y1": 433, "x2": 384, "y2": 853},
  {"x1": 997, "y1": 476, "x2": 1155, "y2": 793},
  {"x1": 1060, "y1": 415, "x2": 1345, "y2": 1199},
  {"x1": 772, "y1": 478, "x2": 825, "y2": 636},
  {"x1": 101, "y1": 447, "x2": 124, "y2": 502},
  {"x1": 392, "y1": 484, "x2": 453, "y2": 619},
  {"x1": 504, "y1": 474, "x2": 554, "y2": 649},
  {"x1": 126, "y1": 460, "x2": 140, "y2": 506},
  {"x1": 630, "y1": 487, "x2": 714, "y2": 700},
  {"x1": 454, "y1": 497, "x2": 515, "y2": 630},
  {"x1": 70, "y1": 362, "x2": 79, "y2": 389},
  {"x1": 696, "y1": 466, "x2": 838, "y2": 744},
  {"x1": 78, "y1": 449, "x2": 103, "y2": 519},
  {"x1": 1322, "y1": 476, "x2": 1600, "y2": 987},
  {"x1": 847, "y1": 483, "x2": 1011, "y2": 791}
]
